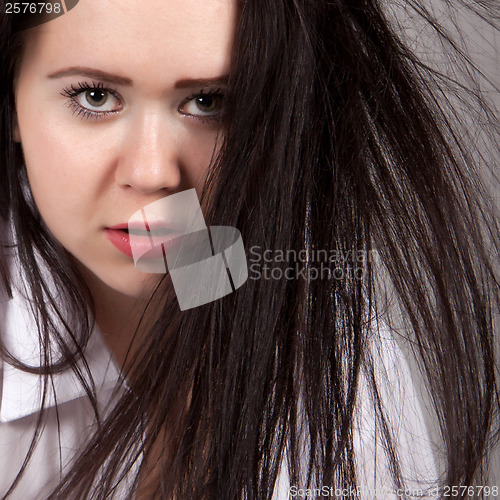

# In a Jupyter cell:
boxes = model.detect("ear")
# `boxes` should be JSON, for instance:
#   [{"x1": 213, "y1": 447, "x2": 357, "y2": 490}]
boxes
[{"x1": 12, "y1": 111, "x2": 21, "y2": 143}]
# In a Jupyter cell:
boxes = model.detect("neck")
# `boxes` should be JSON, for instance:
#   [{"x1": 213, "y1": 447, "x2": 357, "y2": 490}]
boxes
[{"x1": 79, "y1": 267, "x2": 152, "y2": 370}]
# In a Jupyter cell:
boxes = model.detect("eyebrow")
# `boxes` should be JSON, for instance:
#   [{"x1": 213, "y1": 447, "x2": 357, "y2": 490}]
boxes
[
  {"x1": 47, "y1": 67, "x2": 133, "y2": 86},
  {"x1": 47, "y1": 67, "x2": 229, "y2": 89},
  {"x1": 174, "y1": 77, "x2": 229, "y2": 89}
]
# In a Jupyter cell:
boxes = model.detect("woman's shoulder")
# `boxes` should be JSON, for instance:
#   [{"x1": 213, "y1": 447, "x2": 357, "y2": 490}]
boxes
[
  {"x1": 272, "y1": 321, "x2": 440, "y2": 500},
  {"x1": 0, "y1": 215, "x2": 125, "y2": 422},
  {"x1": 355, "y1": 321, "x2": 440, "y2": 492}
]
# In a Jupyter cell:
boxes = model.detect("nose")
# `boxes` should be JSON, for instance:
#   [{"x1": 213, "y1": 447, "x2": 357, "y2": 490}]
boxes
[{"x1": 115, "y1": 111, "x2": 182, "y2": 194}]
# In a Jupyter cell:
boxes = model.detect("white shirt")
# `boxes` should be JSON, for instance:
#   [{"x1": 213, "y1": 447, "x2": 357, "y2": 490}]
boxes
[
  {"x1": 0, "y1": 233, "x2": 438, "y2": 499},
  {"x1": 0, "y1": 236, "x2": 128, "y2": 499}
]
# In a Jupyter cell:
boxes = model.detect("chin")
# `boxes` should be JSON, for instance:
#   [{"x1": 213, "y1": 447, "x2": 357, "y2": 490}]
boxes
[
  {"x1": 102, "y1": 272, "x2": 159, "y2": 298},
  {"x1": 74, "y1": 256, "x2": 159, "y2": 300}
]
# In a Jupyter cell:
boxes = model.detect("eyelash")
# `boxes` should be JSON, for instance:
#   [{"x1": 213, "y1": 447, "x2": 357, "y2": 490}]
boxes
[
  {"x1": 180, "y1": 88, "x2": 225, "y2": 124},
  {"x1": 61, "y1": 81, "x2": 121, "y2": 120},
  {"x1": 61, "y1": 81, "x2": 225, "y2": 124}
]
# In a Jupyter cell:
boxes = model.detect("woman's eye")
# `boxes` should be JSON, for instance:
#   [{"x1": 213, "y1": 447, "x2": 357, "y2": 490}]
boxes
[
  {"x1": 76, "y1": 89, "x2": 120, "y2": 112},
  {"x1": 180, "y1": 92, "x2": 224, "y2": 120},
  {"x1": 62, "y1": 83, "x2": 123, "y2": 119}
]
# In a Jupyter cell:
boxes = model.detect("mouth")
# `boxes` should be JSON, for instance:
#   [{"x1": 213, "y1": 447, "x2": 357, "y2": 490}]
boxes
[
  {"x1": 116, "y1": 226, "x2": 176, "y2": 237},
  {"x1": 104, "y1": 223, "x2": 184, "y2": 260},
  {"x1": 108, "y1": 222, "x2": 180, "y2": 236}
]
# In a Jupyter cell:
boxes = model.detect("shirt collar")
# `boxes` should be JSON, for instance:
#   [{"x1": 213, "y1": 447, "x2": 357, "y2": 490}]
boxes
[{"x1": 0, "y1": 230, "x2": 123, "y2": 422}]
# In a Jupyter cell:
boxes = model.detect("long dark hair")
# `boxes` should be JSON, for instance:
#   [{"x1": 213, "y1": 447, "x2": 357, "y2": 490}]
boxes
[{"x1": 0, "y1": 0, "x2": 499, "y2": 498}]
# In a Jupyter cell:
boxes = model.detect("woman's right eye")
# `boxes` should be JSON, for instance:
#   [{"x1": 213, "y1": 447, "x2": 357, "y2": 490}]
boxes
[
  {"x1": 61, "y1": 82, "x2": 123, "y2": 119},
  {"x1": 76, "y1": 89, "x2": 121, "y2": 112}
]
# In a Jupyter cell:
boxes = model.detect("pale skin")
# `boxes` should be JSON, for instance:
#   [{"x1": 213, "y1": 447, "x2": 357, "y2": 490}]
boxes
[{"x1": 14, "y1": 0, "x2": 236, "y2": 368}]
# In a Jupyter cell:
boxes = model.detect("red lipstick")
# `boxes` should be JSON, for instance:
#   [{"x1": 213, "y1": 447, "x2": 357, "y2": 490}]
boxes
[
  {"x1": 104, "y1": 227, "x2": 134, "y2": 258},
  {"x1": 104, "y1": 223, "x2": 183, "y2": 259}
]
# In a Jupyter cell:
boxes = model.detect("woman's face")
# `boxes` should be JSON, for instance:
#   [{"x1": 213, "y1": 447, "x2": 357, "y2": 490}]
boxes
[{"x1": 14, "y1": 0, "x2": 236, "y2": 297}]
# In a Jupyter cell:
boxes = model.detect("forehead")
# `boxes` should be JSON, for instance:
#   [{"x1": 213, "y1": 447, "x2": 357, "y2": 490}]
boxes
[{"x1": 21, "y1": 0, "x2": 236, "y2": 85}]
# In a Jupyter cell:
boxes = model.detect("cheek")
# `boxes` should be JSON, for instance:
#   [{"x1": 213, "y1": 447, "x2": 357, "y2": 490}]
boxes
[
  {"x1": 21, "y1": 128, "x2": 88, "y2": 224},
  {"x1": 179, "y1": 129, "x2": 222, "y2": 187},
  {"x1": 17, "y1": 110, "x2": 113, "y2": 225}
]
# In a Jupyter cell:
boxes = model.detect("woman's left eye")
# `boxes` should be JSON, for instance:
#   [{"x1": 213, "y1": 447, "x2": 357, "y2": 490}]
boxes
[{"x1": 179, "y1": 91, "x2": 224, "y2": 122}]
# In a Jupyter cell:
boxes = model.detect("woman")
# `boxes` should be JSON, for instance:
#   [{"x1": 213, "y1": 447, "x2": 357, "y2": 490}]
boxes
[{"x1": 0, "y1": 0, "x2": 499, "y2": 498}]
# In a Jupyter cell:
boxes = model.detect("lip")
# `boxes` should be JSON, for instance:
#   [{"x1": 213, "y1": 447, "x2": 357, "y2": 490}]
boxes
[
  {"x1": 108, "y1": 221, "x2": 181, "y2": 232},
  {"x1": 104, "y1": 224, "x2": 184, "y2": 260}
]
